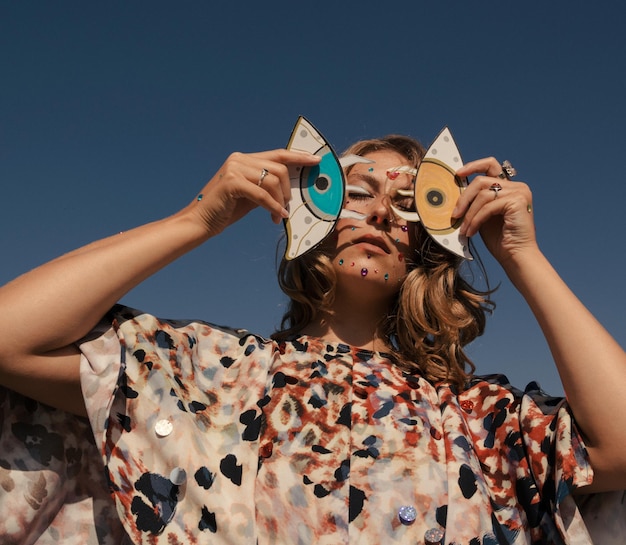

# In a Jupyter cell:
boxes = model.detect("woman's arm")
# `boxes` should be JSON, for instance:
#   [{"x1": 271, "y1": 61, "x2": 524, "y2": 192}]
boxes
[
  {"x1": 0, "y1": 149, "x2": 320, "y2": 415},
  {"x1": 454, "y1": 158, "x2": 626, "y2": 492}
]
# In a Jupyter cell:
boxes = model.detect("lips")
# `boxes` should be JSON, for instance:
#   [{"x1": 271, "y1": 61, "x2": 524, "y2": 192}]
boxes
[{"x1": 353, "y1": 235, "x2": 391, "y2": 254}]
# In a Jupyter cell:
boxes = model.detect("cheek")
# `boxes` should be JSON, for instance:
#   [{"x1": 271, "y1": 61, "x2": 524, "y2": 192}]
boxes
[{"x1": 391, "y1": 225, "x2": 411, "y2": 254}]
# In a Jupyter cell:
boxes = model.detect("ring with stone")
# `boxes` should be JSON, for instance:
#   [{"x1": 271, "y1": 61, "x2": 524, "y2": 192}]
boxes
[
  {"x1": 497, "y1": 160, "x2": 516, "y2": 180},
  {"x1": 258, "y1": 168, "x2": 269, "y2": 187},
  {"x1": 489, "y1": 182, "x2": 502, "y2": 199}
]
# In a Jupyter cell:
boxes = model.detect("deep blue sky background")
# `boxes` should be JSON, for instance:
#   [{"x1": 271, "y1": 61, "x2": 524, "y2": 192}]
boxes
[{"x1": 2, "y1": 2, "x2": 625, "y2": 395}]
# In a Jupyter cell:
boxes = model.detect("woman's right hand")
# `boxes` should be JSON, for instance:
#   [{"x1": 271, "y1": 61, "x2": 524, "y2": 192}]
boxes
[
  {"x1": 186, "y1": 149, "x2": 321, "y2": 236},
  {"x1": 0, "y1": 148, "x2": 320, "y2": 414}
]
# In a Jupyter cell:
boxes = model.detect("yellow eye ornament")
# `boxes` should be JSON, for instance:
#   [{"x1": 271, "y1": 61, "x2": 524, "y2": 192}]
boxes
[{"x1": 390, "y1": 127, "x2": 472, "y2": 260}]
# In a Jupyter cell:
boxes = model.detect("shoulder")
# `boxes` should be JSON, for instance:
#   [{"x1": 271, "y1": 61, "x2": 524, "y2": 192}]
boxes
[
  {"x1": 462, "y1": 374, "x2": 567, "y2": 415},
  {"x1": 101, "y1": 304, "x2": 272, "y2": 356}
]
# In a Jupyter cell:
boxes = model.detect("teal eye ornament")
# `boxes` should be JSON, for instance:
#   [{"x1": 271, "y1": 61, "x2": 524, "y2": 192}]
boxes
[{"x1": 284, "y1": 116, "x2": 370, "y2": 260}]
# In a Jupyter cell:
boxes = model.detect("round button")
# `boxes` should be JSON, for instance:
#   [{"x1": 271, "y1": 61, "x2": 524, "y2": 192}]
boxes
[
  {"x1": 155, "y1": 419, "x2": 173, "y2": 437},
  {"x1": 169, "y1": 467, "x2": 187, "y2": 485},
  {"x1": 424, "y1": 526, "x2": 445, "y2": 545},
  {"x1": 398, "y1": 505, "x2": 417, "y2": 525}
]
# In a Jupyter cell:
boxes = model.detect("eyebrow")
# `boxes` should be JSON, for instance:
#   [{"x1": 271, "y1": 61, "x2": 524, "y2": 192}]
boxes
[
  {"x1": 347, "y1": 172, "x2": 382, "y2": 191},
  {"x1": 347, "y1": 171, "x2": 415, "y2": 194}
]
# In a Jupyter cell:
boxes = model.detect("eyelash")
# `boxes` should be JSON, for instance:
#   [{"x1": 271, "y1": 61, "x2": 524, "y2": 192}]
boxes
[
  {"x1": 347, "y1": 192, "x2": 373, "y2": 201},
  {"x1": 345, "y1": 185, "x2": 373, "y2": 202}
]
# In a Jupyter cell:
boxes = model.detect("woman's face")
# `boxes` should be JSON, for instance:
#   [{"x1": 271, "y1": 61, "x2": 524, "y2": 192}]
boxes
[{"x1": 329, "y1": 150, "x2": 416, "y2": 300}]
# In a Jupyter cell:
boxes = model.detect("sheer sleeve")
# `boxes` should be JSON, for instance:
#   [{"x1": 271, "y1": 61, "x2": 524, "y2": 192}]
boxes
[{"x1": 0, "y1": 386, "x2": 127, "y2": 544}]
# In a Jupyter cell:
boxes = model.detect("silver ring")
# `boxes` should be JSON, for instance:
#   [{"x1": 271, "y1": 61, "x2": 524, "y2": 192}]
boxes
[
  {"x1": 258, "y1": 168, "x2": 269, "y2": 187},
  {"x1": 498, "y1": 160, "x2": 516, "y2": 180},
  {"x1": 489, "y1": 182, "x2": 502, "y2": 199}
]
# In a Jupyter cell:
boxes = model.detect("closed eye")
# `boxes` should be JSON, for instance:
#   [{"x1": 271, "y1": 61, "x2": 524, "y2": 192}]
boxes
[
  {"x1": 345, "y1": 185, "x2": 373, "y2": 201},
  {"x1": 391, "y1": 188, "x2": 415, "y2": 211},
  {"x1": 392, "y1": 197, "x2": 415, "y2": 211}
]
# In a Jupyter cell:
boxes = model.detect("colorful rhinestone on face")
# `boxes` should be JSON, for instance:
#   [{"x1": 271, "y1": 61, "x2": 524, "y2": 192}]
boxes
[
  {"x1": 401, "y1": 225, "x2": 408, "y2": 232},
  {"x1": 339, "y1": 259, "x2": 344, "y2": 265},
  {"x1": 361, "y1": 268, "x2": 368, "y2": 277},
  {"x1": 197, "y1": 194, "x2": 203, "y2": 201}
]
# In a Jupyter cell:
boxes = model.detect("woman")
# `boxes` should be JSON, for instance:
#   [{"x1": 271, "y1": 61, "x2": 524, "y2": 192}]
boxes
[{"x1": 0, "y1": 134, "x2": 624, "y2": 544}]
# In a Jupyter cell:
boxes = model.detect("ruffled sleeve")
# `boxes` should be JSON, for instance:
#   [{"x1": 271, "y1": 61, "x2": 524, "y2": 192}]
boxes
[
  {"x1": 519, "y1": 382, "x2": 626, "y2": 544},
  {"x1": 78, "y1": 305, "x2": 274, "y2": 544},
  {"x1": 450, "y1": 375, "x2": 605, "y2": 544}
]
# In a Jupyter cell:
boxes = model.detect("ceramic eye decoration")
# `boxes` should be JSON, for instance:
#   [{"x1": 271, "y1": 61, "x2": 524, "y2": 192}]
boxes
[
  {"x1": 390, "y1": 127, "x2": 473, "y2": 259},
  {"x1": 283, "y1": 118, "x2": 471, "y2": 260},
  {"x1": 284, "y1": 116, "x2": 370, "y2": 260}
]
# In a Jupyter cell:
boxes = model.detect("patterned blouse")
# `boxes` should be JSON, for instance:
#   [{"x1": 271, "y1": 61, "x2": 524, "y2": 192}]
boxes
[{"x1": 0, "y1": 305, "x2": 623, "y2": 544}]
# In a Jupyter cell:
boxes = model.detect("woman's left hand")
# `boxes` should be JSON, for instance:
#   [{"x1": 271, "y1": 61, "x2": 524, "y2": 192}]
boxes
[{"x1": 452, "y1": 157, "x2": 537, "y2": 266}]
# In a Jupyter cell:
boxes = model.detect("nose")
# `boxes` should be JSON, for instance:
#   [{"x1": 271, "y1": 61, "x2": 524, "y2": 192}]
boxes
[{"x1": 367, "y1": 195, "x2": 392, "y2": 228}]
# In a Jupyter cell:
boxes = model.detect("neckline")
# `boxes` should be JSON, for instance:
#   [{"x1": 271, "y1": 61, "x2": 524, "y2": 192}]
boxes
[{"x1": 285, "y1": 334, "x2": 396, "y2": 359}]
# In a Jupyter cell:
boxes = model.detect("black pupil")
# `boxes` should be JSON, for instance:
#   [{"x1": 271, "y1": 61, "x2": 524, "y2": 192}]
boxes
[
  {"x1": 315, "y1": 176, "x2": 329, "y2": 191},
  {"x1": 427, "y1": 190, "x2": 444, "y2": 206}
]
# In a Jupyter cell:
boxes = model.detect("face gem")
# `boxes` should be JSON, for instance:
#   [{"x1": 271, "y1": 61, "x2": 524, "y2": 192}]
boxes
[{"x1": 361, "y1": 268, "x2": 368, "y2": 277}]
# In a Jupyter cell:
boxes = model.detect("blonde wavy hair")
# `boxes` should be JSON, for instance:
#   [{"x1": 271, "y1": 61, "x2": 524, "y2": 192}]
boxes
[{"x1": 272, "y1": 135, "x2": 494, "y2": 390}]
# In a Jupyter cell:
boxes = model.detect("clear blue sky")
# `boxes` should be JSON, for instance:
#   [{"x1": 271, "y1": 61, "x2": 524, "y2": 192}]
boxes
[{"x1": 2, "y1": 2, "x2": 625, "y2": 395}]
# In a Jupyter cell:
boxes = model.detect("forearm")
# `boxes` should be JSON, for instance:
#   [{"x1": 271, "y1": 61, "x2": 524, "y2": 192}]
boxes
[
  {"x1": 0, "y1": 210, "x2": 209, "y2": 358},
  {"x1": 502, "y1": 247, "x2": 626, "y2": 486}
]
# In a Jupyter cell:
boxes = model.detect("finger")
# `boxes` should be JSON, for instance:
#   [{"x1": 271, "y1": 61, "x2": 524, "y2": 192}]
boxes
[
  {"x1": 455, "y1": 161, "x2": 507, "y2": 220},
  {"x1": 260, "y1": 161, "x2": 291, "y2": 207},
  {"x1": 236, "y1": 163, "x2": 290, "y2": 214},
  {"x1": 252, "y1": 148, "x2": 322, "y2": 166},
  {"x1": 456, "y1": 157, "x2": 503, "y2": 178},
  {"x1": 244, "y1": 150, "x2": 320, "y2": 206},
  {"x1": 459, "y1": 186, "x2": 505, "y2": 236},
  {"x1": 460, "y1": 182, "x2": 532, "y2": 237},
  {"x1": 244, "y1": 161, "x2": 294, "y2": 212},
  {"x1": 452, "y1": 174, "x2": 505, "y2": 219}
]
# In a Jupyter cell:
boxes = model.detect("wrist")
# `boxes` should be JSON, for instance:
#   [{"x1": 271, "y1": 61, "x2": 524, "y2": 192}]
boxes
[{"x1": 499, "y1": 245, "x2": 552, "y2": 290}]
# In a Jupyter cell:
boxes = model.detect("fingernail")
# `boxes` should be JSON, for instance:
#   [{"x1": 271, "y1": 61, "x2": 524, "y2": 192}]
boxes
[
  {"x1": 281, "y1": 207, "x2": 289, "y2": 218},
  {"x1": 451, "y1": 206, "x2": 459, "y2": 217}
]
